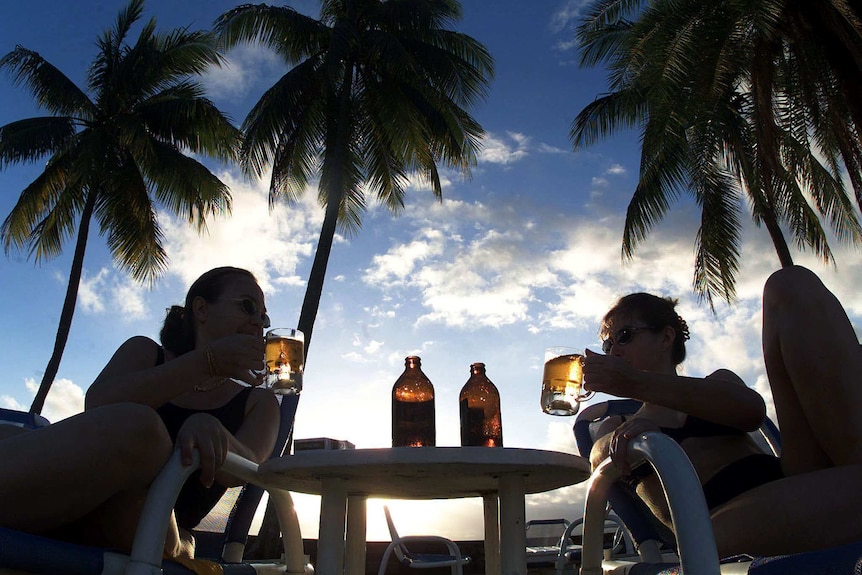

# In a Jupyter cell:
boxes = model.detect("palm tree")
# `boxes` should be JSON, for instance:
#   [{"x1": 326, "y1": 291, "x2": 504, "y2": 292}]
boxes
[
  {"x1": 572, "y1": 0, "x2": 862, "y2": 306},
  {"x1": 0, "y1": 0, "x2": 242, "y2": 414},
  {"x1": 214, "y1": 0, "x2": 494, "y2": 354},
  {"x1": 214, "y1": 0, "x2": 492, "y2": 556}
]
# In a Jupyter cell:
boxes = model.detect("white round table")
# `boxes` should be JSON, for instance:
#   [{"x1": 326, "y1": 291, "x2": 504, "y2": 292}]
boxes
[{"x1": 259, "y1": 447, "x2": 591, "y2": 575}]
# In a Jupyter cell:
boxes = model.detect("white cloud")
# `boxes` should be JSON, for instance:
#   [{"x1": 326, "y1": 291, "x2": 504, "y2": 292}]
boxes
[
  {"x1": 112, "y1": 278, "x2": 148, "y2": 319},
  {"x1": 538, "y1": 143, "x2": 569, "y2": 155},
  {"x1": 78, "y1": 268, "x2": 110, "y2": 313},
  {"x1": 24, "y1": 377, "x2": 84, "y2": 423},
  {"x1": 160, "y1": 169, "x2": 321, "y2": 296},
  {"x1": 0, "y1": 395, "x2": 25, "y2": 411},
  {"x1": 202, "y1": 44, "x2": 284, "y2": 103},
  {"x1": 365, "y1": 340, "x2": 384, "y2": 354},
  {"x1": 550, "y1": 0, "x2": 593, "y2": 34},
  {"x1": 479, "y1": 132, "x2": 530, "y2": 165},
  {"x1": 363, "y1": 229, "x2": 447, "y2": 286},
  {"x1": 77, "y1": 268, "x2": 148, "y2": 321}
]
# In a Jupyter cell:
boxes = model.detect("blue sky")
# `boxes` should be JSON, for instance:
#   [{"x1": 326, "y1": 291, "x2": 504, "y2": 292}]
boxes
[{"x1": 2, "y1": 0, "x2": 862, "y2": 541}]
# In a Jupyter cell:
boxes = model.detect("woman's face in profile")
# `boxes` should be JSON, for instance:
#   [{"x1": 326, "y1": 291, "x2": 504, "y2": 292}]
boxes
[
  {"x1": 198, "y1": 274, "x2": 268, "y2": 341},
  {"x1": 603, "y1": 312, "x2": 669, "y2": 372}
]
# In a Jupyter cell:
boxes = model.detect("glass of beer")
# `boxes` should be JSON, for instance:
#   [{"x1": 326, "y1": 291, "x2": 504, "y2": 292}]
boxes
[
  {"x1": 264, "y1": 328, "x2": 304, "y2": 395},
  {"x1": 541, "y1": 346, "x2": 593, "y2": 416}
]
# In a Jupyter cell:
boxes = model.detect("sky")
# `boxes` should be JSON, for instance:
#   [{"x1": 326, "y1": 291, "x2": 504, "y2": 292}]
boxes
[{"x1": 2, "y1": 0, "x2": 862, "y2": 543}]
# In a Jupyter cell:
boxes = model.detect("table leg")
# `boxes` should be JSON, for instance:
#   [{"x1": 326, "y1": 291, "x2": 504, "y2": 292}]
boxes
[
  {"x1": 498, "y1": 474, "x2": 527, "y2": 575},
  {"x1": 483, "y1": 494, "x2": 501, "y2": 575},
  {"x1": 318, "y1": 477, "x2": 348, "y2": 575},
  {"x1": 345, "y1": 495, "x2": 367, "y2": 575}
]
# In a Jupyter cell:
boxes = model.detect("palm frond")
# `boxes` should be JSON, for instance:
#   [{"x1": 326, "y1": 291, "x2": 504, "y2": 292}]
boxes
[
  {"x1": 136, "y1": 139, "x2": 232, "y2": 230},
  {"x1": 571, "y1": 91, "x2": 647, "y2": 149},
  {"x1": 215, "y1": 3, "x2": 329, "y2": 61},
  {"x1": 0, "y1": 116, "x2": 78, "y2": 168},
  {"x1": 95, "y1": 157, "x2": 168, "y2": 284},
  {"x1": 692, "y1": 162, "x2": 742, "y2": 307},
  {"x1": 0, "y1": 47, "x2": 94, "y2": 117},
  {"x1": 242, "y1": 58, "x2": 326, "y2": 179},
  {"x1": 1, "y1": 151, "x2": 79, "y2": 254},
  {"x1": 135, "y1": 89, "x2": 242, "y2": 162}
]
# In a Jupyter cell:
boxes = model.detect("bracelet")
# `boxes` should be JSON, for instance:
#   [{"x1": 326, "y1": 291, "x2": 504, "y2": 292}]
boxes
[{"x1": 205, "y1": 344, "x2": 220, "y2": 376}]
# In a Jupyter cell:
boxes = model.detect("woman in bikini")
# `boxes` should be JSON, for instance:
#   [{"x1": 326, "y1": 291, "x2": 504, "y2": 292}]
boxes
[
  {"x1": 0, "y1": 266, "x2": 279, "y2": 559},
  {"x1": 586, "y1": 267, "x2": 862, "y2": 556}
]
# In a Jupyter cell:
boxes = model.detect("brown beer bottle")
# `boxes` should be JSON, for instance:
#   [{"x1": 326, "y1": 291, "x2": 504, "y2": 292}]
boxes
[
  {"x1": 459, "y1": 362, "x2": 503, "y2": 447},
  {"x1": 392, "y1": 356, "x2": 436, "y2": 447}
]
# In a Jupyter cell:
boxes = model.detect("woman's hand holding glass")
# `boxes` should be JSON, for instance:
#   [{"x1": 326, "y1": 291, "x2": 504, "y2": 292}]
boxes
[
  {"x1": 581, "y1": 348, "x2": 640, "y2": 397},
  {"x1": 206, "y1": 334, "x2": 266, "y2": 386}
]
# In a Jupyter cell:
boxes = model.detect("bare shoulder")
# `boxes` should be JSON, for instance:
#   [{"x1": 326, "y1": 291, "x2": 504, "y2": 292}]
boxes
[
  {"x1": 115, "y1": 335, "x2": 160, "y2": 359},
  {"x1": 706, "y1": 368, "x2": 746, "y2": 386},
  {"x1": 98, "y1": 335, "x2": 161, "y2": 374}
]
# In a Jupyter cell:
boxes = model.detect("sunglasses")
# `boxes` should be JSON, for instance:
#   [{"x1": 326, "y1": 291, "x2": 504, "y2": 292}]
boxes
[
  {"x1": 217, "y1": 298, "x2": 271, "y2": 328},
  {"x1": 601, "y1": 325, "x2": 659, "y2": 354}
]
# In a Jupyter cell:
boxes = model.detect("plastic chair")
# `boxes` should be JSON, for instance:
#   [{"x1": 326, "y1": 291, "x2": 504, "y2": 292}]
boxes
[
  {"x1": 524, "y1": 518, "x2": 571, "y2": 568},
  {"x1": 522, "y1": 515, "x2": 634, "y2": 574},
  {"x1": 573, "y1": 399, "x2": 782, "y2": 561},
  {"x1": 0, "y1": 395, "x2": 309, "y2": 575},
  {"x1": 574, "y1": 400, "x2": 862, "y2": 574},
  {"x1": 377, "y1": 505, "x2": 471, "y2": 575},
  {"x1": 525, "y1": 518, "x2": 570, "y2": 561},
  {"x1": 552, "y1": 514, "x2": 635, "y2": 575}
]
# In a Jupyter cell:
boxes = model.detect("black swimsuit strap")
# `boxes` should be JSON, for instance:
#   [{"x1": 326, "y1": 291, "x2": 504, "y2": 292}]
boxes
[{"x1": 659, "y1": 415, "x2": 745, "y2": 443}]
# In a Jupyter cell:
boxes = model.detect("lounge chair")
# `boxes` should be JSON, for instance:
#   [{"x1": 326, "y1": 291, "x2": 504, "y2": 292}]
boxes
[
  {"x1": 377, "y1": 505, "x2": 471, "y2": 575},
  {"x1": 523, "y1": 515, "x2": 634, "y2": 574},
  {"x1": 574, "y1": 399, "x2": 862, "y2": 574},
  {"x1": 0, "y1": 395, "x2": 309, "y2": 575}
]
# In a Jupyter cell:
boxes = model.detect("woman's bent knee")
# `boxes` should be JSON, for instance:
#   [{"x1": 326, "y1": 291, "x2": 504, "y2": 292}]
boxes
[
  {"x1": 92, "y1": 403, "x2": 172, "y2": 477},
  {"x1": 763, "y1": 266, "x2": 821, "y2": 303}
]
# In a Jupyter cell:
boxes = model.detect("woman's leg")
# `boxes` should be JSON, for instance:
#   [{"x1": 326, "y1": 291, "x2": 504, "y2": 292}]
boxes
[
  {"x1": 762, "y1": 265, "x2": 862, "y2": 473},
  {"x1": 0, "y1": 402, "x2": 173, "y2": 533},
  {"x1": 711, "y1": 464, "x2": 862, "y2": 557}
]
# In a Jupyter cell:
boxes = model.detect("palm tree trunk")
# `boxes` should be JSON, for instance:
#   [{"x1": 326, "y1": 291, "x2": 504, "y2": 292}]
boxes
[
  {"x1": 749, "y1": 39, "x2": 795, "y2": 271},
  {"x1": 30, "y1": 192, "x2": 96, "y2": 415},
  {"x1": 296, "y1": 60, "x2": 356, "y2": 359},
  {"x1": 253, "y1": 64, "x2": 358, "y2": 560},
  {"x1": 760, "y1": 207, "x2": 794, "y2": 268},
  {"x1": 297, "y1": 196, "x2": 341, "y2": 359}
]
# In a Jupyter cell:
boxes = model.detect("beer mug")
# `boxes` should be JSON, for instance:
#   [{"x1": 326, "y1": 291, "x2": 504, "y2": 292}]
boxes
[
  {"x1": 264, "y1": 328, "x2": 304, "y2": 395},
  {"x1": 541, "y1": 346, "x2": 594, "y2": 416}
]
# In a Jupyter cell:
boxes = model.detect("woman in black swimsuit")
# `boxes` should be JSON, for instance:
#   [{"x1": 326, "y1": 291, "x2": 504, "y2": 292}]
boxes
[
  {"x1": 584, "y1": 292, "x2": 775, "y2": 553},
  {"x1": 0, "y1": 266, "x2": 279, "y2": 559},
  {"x1": 585, "y1": 269, "x2": 862, "y2": 557}
]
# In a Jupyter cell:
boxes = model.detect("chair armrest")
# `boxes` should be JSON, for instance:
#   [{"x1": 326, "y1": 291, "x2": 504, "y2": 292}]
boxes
[
  {"x1": 127, "y1": 449, "x2": 201, "y2": 575},
  {"x1": 126, "y1": 451, "x2": 309, "y2": 575},
  {"x1": 396, "y1": 535, "x2": 466, "y2": 559},
  {"x1": 579, "y1": 431, "x2": 721, "y2": 575}
]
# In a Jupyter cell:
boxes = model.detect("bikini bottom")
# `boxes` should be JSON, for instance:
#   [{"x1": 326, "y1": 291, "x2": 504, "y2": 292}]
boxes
[{"x1": 702, "y1": 453, "x2": 784, "y2": 511}]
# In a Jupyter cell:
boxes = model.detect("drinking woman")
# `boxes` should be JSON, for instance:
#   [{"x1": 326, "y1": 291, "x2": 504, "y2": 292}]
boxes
[
  {"x1": 585, "y1": 269, "x2": 862, "y2": 556},
  {"x1": 0, "y1": 266, "x2": 279, "y2": 559}
]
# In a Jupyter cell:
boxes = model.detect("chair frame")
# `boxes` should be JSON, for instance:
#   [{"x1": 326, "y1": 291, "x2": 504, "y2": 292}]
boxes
[
  {"x1": 377, "y1": 505, "x2": 471, "y2": 575},
  {"x1": 579, "y1": 431, "x2": 723, "y2": 575},
  {"x1": 128, "y1": 450, "x2": 307, "y2": 575}
]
